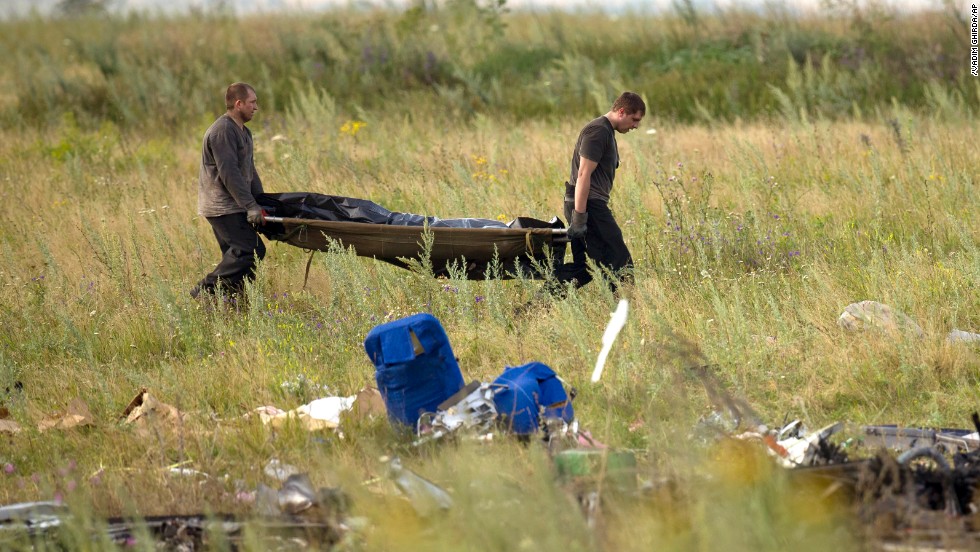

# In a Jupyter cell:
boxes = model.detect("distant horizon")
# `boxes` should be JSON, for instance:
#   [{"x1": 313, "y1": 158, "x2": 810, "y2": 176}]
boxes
[{"x1": 1, "y1": 0, "x2": 960, "y2": 19}]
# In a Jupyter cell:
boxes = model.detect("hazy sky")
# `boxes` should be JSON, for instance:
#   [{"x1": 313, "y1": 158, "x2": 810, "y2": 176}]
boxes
[{"x1": 1, "y1": 0, "x2": 957, "y2": 18}]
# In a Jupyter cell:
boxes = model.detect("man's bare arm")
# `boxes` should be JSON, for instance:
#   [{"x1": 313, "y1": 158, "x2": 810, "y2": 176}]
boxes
[{"x1": 575, "y1": 157, "x2": 598, "y2": 212}]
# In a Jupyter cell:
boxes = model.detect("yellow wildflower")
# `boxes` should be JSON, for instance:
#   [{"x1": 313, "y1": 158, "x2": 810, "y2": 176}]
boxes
[{"x1": 340, "y1": 120, "x2": 367, "y2": 136}]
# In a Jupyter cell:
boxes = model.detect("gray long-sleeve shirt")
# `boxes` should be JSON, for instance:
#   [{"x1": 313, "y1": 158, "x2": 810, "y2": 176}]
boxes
[{"x1": 198, "y1": 114, "x2": 264, "y2": 217}]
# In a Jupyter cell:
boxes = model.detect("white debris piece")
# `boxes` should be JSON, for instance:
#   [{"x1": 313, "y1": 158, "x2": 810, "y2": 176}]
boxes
[{"x1": 592, "y1": 299, "x2": 629, "y2": 383}]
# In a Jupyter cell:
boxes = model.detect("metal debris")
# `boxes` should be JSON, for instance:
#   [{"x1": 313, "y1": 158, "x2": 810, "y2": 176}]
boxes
[
  {"x1": 385, "y1": 457, "x2": 453, "y2": 517},
  {"x1": 693, "y1": 361, "x2": 980, "y2": 544},
  {"x1": 414, "y1": 381, "x2": 504, "y2": 446},
  {"x1": 0, "y1": 501, "x2": 67, "y2": 531},
  {"x1": 0, "y1": 474, "x2": 353, "y2": 550},
  {"x1": 264, "y1": 459, "x2": 301, "y2": 483},
  {"x1": 862, "y1": 424, "x2": 980, "y2": 455}
]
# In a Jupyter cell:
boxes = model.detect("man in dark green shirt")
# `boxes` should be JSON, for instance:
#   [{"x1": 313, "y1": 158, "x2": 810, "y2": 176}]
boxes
[
  {"x1": 191, "y1": 82, "x2": 267, "y2": 301},
  {"x1": 555, "y1": 91, "x2": 645, "y2": 292}
]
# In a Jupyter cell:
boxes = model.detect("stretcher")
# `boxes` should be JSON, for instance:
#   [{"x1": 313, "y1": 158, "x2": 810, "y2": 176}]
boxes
[{"x1": 256, "y1": 192, "x2": 568, "y2": 279}]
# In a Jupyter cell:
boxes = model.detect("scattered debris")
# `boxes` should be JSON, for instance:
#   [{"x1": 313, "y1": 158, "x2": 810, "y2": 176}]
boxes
[
  {"x1": 554, "y1": 449, "x2": 638, "y2": 492},
  {"x1": 385, "y1": 457, "x2": 453, "y2": 517},
  {"x1": 166, "y1": 465, "x2": 215, "y2": 481},
  {"x1": 592, "y1": 299, "x2": 629, "y2": 383},
  {"x1": 248, "y1": 405, "x2": 287, "y2": 424},
  {"x1": 266, "y1": 394, "x2": 356, "y2": 431},
  {"x1": 414, "y1": 381, "x2": 504, "y2": 445},
  {"x1": 276, "y1": 474, "x2": 317, "y2": 515},
  {"x1": 38, "y1": 397, "x2": 94, "y2": 432},
  {"x1": 492, "y1": 362, "x2": 575, "y2": 436},
  {"x1": 364, "y1": 315, "x2": 581, "y2": 447},
  {"x1": 790, "y1": 438, "x2": 980, "y2": 545},
  {"x1": 838, "y1": 300, "x2": 924, "y2": 337},
  {"x1": 350, "y1": 387, "x2": 386, "y2": 420},
  {"x1": 768, "y1": 420, "x2": 846, "y2": 467},
  {"x1": 260, "y1": 472, "x2": 349, "y2": 525},
  {"x1": 862, "y1": 424, "x2": 980, "y2": 455},
  {"x1": 102, "y1": 513, "x2": 348, "y2": 549},
  {"x1": 7, "y1": 309, "x2": 976, "y2": 549},
  {"x1": 0, "y1": 469, "x2": 355, "y2": 548},
  {"x1": 249, "y1": 387, "x2": 385, "y2": 432},
  {"x1": 119, "y1": 388, "x2": 188, "y2": 437},
  {"x1": 0, "y1": 501, "x2": 67, "y2": 530},
  {"x1": 693, "y1": 362, "x2": 980, "y2": 544},
  {"x1": 2, "y1": 509, "x2": 351, "y2": 549},
  {"x1": 264, "y1": 459, "x2": 301, "y2": 483},
  {"x1": 365, "y1": 313, "x2": 466, "y2": 427},
  {"x1": 948, "y1": 329, "x2": 980, "y2": 344},
  {"x1": 0, "y1": 418, "x2": 20, "y2": 435}
]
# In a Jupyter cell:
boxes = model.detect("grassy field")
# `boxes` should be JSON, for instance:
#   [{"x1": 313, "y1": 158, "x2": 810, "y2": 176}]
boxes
[{"x1": 0, "y1": 3, "x2": 978, "y2": 551}]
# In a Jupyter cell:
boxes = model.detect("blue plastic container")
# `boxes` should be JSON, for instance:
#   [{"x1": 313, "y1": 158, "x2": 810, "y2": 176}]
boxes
[
  {"x1": 364, "y1": 313, "x2": 465, "y2": 427},
  {"x1": 492, "y1": 362, "x2": 574, "y2": 434}
]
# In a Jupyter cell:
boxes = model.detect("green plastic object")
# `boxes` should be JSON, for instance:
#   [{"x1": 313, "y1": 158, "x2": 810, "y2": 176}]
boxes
[{"x1": 554, "y1": 449, "x2": 637, "y2": 491}]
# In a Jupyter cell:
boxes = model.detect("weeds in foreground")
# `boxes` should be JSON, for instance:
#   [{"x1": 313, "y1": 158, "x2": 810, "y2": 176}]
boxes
[{"x1": 0, "y1": 13, "x2": 977, "y2": 545}]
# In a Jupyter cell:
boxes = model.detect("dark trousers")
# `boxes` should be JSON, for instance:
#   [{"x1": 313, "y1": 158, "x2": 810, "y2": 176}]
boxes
[
  {"x1": 554, "y1": 188, "x2": 633, "y2": 292},
  {"x1": 194, "y1": 213, "x2": 266, "y2": 296}
]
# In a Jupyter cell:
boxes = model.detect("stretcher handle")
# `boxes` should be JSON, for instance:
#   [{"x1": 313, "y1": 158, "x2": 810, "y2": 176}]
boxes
[{"x1": 265, "y1": 215, "x2": 569, "y2": 237}]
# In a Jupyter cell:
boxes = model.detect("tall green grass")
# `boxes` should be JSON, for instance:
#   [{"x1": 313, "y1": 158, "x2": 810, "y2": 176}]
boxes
[
  {"x1": 0, "y1": 4, "x2": 978, "y2": 552},
  {"x1": 0, "y1": 2, "x2": 972, "y2": 130}
]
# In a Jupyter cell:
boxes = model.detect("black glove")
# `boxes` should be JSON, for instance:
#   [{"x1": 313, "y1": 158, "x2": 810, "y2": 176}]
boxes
[
  {"x1": 247, "y1": 208, "x2": 266, "y2": 226},
  {"x1": 563, "y1": 196, "x2": 575, "y2": 228},
  {"x1": 567, "y1": 210, "x2": 588, "y2": 240}
]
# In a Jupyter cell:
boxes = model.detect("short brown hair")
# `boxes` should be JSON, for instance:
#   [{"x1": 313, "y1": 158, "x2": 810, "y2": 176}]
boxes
[
  {"x1": 225, "y1": 82, "x2": 255, "y2": 110},
  {"x1": 611, "y1": 91, "x2": 645, "y2": 116}
]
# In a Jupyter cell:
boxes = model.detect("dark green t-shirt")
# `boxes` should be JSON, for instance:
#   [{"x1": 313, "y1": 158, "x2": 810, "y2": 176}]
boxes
[{"x1": 569, "y1": 116, "x2": 619, "y2": 203}]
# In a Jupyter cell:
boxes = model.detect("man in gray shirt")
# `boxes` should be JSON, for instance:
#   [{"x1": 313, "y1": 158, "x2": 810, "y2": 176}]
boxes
[
  {"x1": 554, "y1": 91, "x2": 645, "y2": 292},
  {"x1": 191, "y1": 82, "x2": 267, "y2": 301}
]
